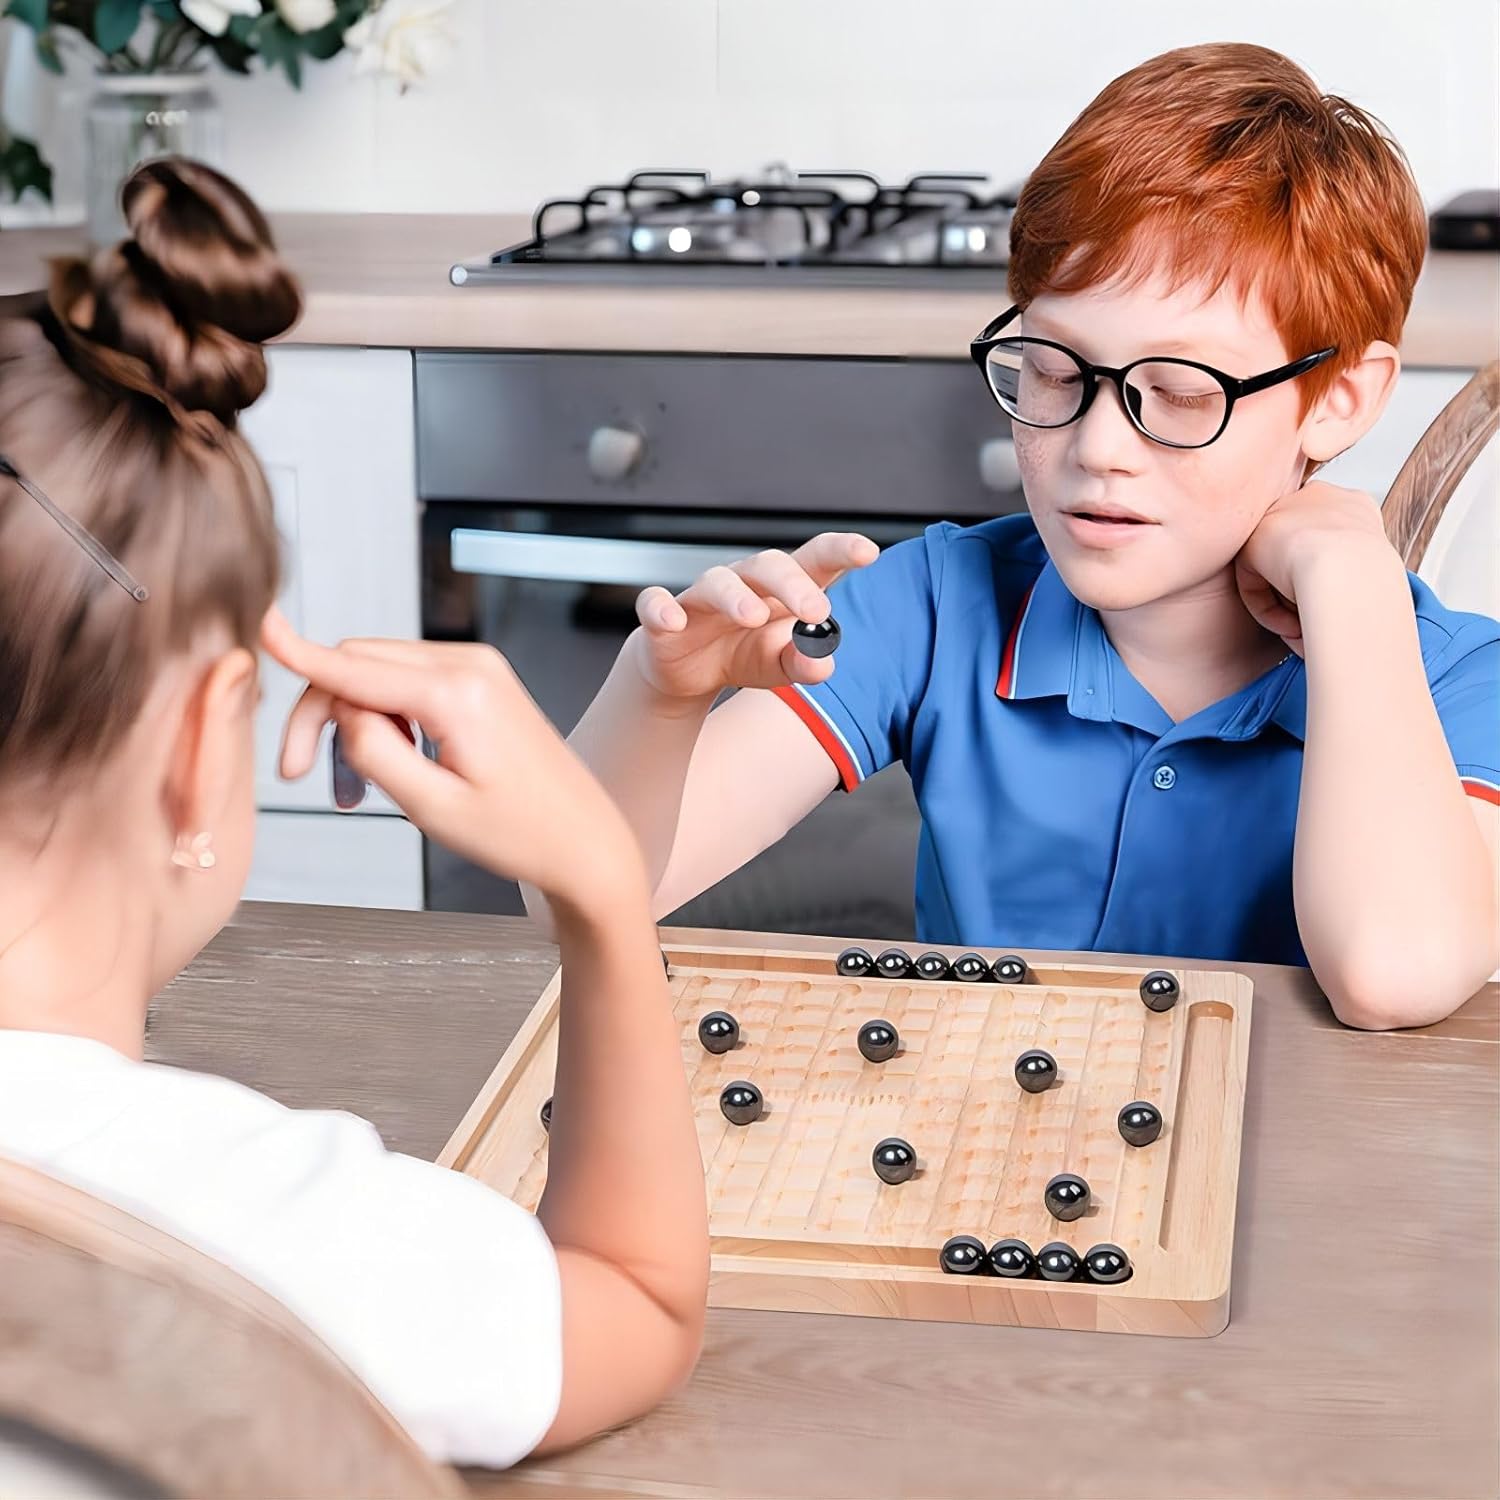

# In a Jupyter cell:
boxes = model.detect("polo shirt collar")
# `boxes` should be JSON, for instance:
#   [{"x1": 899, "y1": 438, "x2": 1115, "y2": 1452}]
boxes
[{"x1": 996, "y1": 558, "x2": 1308, "y2": 742}]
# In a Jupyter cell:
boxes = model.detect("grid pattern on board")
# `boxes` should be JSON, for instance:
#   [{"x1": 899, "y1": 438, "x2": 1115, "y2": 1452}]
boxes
[{"x1": 671, "y1": 968, "x2": 1184, "y2": 1257}]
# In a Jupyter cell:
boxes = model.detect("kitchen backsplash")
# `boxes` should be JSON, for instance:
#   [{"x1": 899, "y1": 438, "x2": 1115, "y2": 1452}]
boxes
[{"x1": 3, "y1": 0, "x2": 1496, "y2": 221}]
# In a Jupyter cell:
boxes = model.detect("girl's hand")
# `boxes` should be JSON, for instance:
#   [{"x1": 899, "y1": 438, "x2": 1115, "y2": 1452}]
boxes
[
  {"x1": 631, "y1": 532, "x2": 879, "y2": 702},
  {"x1": 262, "y1": 609, "x2": 644, "y2": 911}
]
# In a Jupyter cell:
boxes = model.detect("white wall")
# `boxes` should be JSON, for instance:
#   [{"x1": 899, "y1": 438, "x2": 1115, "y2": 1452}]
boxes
[{"x1": 3, "y1": 0, "x2": 1496, "y2": 222}]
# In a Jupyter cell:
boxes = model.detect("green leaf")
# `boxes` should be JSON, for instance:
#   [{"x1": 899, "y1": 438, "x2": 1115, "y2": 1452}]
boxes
[
  {"x1": 33, "y1": 30, "x2": 64, "y2": 74},
  {"x1": 0, "y1": 133, "x2": 54, "y2": 203},
  {"x1": 301, "y1": 21, "x2": 346, "y2": 61},
  {"x1": 94, "y1": 0, "x2": 144, "y2": 54},
  {"x1": 146, "y1": 0, "x2": 181, "y2": 21},
  {"x1": 209, "y1": 34, "x2": 253, "y2": 73},
  {"x1": 3, "y1": 0, "x2": 49, "y2": 32}
]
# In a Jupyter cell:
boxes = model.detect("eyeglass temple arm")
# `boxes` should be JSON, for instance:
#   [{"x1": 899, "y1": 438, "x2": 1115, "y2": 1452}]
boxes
[
  {"x1": 0, "y1": 453, "x2": 149, "y2": 602},
  {"x1": 1232, "y1": 347, "x2": 1338, "y2": 399}
]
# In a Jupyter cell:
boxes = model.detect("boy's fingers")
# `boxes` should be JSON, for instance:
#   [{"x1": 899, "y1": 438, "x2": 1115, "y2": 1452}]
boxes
[
  {"x1": 779, "y1": 639, "x2": 837, "y2": 687},
  {"x1": 636, "y1": 585, "x2": 687, "y2": 633},
  {"x1": 792, "y1": 532, "x2": 878, "y2": 589},
  {"x1": 734, "y1": 551, "x2": 830, "y2": 622},
  {"x1": 682, "y1": 565, "x2": 770, "y2": 627}
]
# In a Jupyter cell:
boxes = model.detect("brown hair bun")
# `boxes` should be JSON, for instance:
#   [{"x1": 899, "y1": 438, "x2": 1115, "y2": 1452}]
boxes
[{"x1": 46, "y1": 157, "x2": 303, "y2": 431}]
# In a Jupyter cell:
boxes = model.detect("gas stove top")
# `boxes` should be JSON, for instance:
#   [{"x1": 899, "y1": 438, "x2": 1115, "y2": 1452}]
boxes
[{"x1": 450, "y1": 166, "x2": 1022, "y2": 288}]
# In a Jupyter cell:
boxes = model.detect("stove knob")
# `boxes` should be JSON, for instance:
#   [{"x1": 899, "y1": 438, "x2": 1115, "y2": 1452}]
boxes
[
  {"x1": 978, "y1": 437, "x2": 1021, "y2": 493},
  {"x1": 587, "y1": 425, "x2": 645, "y2": 483}
]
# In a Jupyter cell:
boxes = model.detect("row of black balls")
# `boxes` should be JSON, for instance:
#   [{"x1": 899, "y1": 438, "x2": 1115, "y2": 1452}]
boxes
[
  {"x1": 940, "y1": 1235, "x2": 1132, "y2": 1284},
  {"x1": 837, "y1": 947, "x2": 1182, "y2": 1012}
]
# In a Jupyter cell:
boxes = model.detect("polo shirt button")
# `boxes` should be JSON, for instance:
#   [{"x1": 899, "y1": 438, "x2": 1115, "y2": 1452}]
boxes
[{"x1": 1152, "y1": 765, "x2": 1177, "y2": 791}]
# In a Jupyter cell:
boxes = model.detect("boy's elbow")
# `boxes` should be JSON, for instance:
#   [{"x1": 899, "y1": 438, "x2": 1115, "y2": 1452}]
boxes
[{"x1": 1319, "y1": 934, "x2": 1498, "y2": 1032}]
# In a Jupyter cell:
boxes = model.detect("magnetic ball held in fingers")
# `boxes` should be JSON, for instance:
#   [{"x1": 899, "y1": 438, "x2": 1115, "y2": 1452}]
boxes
[
  {"x1": 697, "y1": 1010, "x2": 740, "y2": 1055},
  {"x1": 1140, "y1": 970, "x2": 1180, "y2": 1011},
  {"x1": 791, "y1": 616, "x2": 841, "y2": 659}
]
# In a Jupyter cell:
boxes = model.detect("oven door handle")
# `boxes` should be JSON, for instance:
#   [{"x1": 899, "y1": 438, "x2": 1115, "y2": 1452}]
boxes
[{"x1": 450, "y1": 529, "x2": 753, "y2": 590}]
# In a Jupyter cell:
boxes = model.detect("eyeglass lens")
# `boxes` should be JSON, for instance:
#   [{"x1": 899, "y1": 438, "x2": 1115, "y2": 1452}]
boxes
[{"x1": 984, "y1": 340, "x2": 1229, "y2": 447}]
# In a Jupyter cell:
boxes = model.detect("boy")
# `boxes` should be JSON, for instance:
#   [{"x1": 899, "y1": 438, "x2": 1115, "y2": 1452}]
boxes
[{"x1": 533, "y1": 43, "x2": 1500, "y2": 1030}]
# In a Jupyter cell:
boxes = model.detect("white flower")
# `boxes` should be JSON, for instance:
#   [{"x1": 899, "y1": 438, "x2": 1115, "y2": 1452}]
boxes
[
  {"x1": 180, "y1": 0, "x2": 261, "y2": 38},
  {"x1": 276, "y1": 0, "x2": 337, "y2": 32},
  {"x1": 345, "y1": 0, "x2": 454, "y2": 90}
]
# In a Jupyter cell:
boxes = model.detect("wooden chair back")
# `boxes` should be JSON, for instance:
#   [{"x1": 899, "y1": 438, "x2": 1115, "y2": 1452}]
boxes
[
  {"x1": 0, "y1": 1157, "x2": 463, "y2": 1500},
  {"x1": 1382, "y1": 361, "x2": 1500, "y2": 574}
]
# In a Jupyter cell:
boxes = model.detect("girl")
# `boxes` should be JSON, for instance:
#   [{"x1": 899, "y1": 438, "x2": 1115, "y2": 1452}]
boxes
[{"x1": 0, "y1": 158, "x2": 708, "y2": 1469}]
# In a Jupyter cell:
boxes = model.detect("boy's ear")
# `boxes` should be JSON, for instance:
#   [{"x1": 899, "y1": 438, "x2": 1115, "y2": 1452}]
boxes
[
  {"x1": 1300, "y1": 340, "x2": 1401, "y2": 464},
  {"x1": 164, "y1": 648, "x2": 258, "y2": 841}
]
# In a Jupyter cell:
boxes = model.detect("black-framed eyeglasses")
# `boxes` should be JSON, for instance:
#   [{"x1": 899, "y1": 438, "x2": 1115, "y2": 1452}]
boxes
[
  {"x1": 0, "y1": 452, "x2": 148, "y2": 601},
  {"x1": 969, "y1": 305, "x2": 1337, "y2": 450}
]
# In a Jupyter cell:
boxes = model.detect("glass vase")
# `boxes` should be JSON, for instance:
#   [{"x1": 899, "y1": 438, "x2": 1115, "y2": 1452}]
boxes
[{"x1": 85, "y1": 73, "x2": 223, "y2": 246}]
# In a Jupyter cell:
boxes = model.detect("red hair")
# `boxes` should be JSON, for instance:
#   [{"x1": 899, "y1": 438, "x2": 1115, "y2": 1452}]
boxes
[{"x1": 1008, "y1": 43, "x2": 1427, "y2": 413}]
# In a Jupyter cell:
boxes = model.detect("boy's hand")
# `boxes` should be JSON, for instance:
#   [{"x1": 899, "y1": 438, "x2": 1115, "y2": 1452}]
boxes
[
  {"x1": 262, "y1": 609, "x2": 644, "y2": 912},
  {"x1": 1234, "y1": 480, "x2": 1398, "y2": 657},
  {"x1": 631, "y1": 533, "x2": 879, "y2": 702}
]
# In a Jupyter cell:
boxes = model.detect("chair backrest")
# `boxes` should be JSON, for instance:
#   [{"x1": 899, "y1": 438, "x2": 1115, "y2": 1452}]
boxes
[
  {"x1": 1382, "y1": 362, "x2": 1500, "y2": 586},
  {"x1": 0, "y1": 1157, "x2": 462, "y2": 1500}
]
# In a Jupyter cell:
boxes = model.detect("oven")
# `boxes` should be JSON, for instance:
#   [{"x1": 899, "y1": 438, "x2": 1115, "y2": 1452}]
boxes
[{"x1": 415, "y1": 347, "x2": 1023, "y2": 938}]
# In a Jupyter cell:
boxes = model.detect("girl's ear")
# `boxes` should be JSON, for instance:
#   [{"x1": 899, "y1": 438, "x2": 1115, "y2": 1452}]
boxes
[
  {"x1": 1300, "y1": 340, "x2": 1401, "y2": 464},
  {"x1": 163, "y1": 647, "x2": 258, "y2": 845}
]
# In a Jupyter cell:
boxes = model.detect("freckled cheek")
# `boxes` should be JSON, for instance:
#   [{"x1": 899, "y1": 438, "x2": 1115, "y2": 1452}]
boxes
[{"x1": 1011, "y1": 426, "x2": 1059, "y2": 498}]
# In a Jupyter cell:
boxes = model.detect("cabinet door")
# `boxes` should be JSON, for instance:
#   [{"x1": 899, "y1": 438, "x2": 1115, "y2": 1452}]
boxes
[
  {"x1": 247, "y1": 811, "x2": 424, "y2": 909},
  {"x1": 241, "y1": 347, "x2": 420, "y2": 816}
]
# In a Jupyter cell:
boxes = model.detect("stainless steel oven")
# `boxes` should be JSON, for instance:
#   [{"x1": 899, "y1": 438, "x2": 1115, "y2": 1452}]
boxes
[{"x1": 415, "y1": 348, "x2": 1022, "y2": 938}]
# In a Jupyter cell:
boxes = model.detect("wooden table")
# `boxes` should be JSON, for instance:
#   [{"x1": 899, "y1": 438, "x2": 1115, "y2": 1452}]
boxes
[{"x1": 151, "y1": 903, "x2": 1500, "y2": 1500}]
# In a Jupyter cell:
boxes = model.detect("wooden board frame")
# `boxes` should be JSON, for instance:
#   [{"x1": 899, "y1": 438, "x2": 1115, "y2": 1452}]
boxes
[{"x1": 440, "y1": 940, "x2": 1253, "y2": 1337}]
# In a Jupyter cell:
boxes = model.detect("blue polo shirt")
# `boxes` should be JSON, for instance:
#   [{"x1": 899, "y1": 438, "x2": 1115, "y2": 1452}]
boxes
[{"x1": 773, "y1": 515, "x2": 1500, "y2": 966}]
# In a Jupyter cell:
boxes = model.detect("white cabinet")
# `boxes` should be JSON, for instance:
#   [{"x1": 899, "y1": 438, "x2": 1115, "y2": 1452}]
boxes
[{"x1": 240, "y1": 346, "x2": 423, "y2": 906}]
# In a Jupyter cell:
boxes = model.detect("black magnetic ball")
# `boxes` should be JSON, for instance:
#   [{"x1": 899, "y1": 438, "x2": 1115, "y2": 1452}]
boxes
[
  {"x1": 938, "y1": 1234, "x2": 988, "y2": 1275},
  {"x1": 857, "y1": 1019, "x2": 900, "y2": 1064},
  {"x1": 1082, "y1": 1243, "x2": 1133, "y2": 1284},
  {"x1": 914, "y1": 951, "x2": 952, "y2": 982},
  {"x1": 697, "y1": 1010, "x2": 740, "y2": 1055},
  {"x1": 987, "y1": 1238, "x2": 1037, "y2": 1279},
  {"x1": 540, "y1": 1096, "x2": 552, "y2": 1132},
  {"x1": 1117, "y1": 1100, "x2": 1164, "y2": 1148},
  {"x1": 836, "y1": 946, "x2": 876, "y2": 978},
  {"x1": 662, "y1": 950, "x2": 671, "y2": 976},
  {"x1": 875, "y1": 947, "x2": 914, "y2": 979},
  {"x1": 1140, "y1": 970, "x2": 1180, "y2": 1011},
  {"x1": 991, "y1": 954, "x2": 1029, "y2": 984},
  {"x1": 1044, "y1": 1172, "x2": 1091, "y2": 1222},
  {"x1": 1037, "y1": 1241, "x2": 1081, "y2": 1281},
  {"x1": 719, "y1": 1080, "x2": 763, "y2": 1126},
  {"x1": 1014, "y1": 1048, "x2": 1057, "y2": 1093},
  {"x1": 952, "y1": 952, "x2": 992, "y2": 983},
  {"x1": 872, "y1": 1137, "x2": 916, "y2": 1185},
  {"x1": 791, "y1": 616, "x2": 842, "y2": 659}
]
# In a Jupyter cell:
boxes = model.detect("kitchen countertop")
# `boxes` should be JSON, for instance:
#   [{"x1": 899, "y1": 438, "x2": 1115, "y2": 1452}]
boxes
[
  {"x1": 149, "y1": 901, "x2": 1500, "y2": 1500},
  {"x1": 1, "y1": 212, "x2": 1497, "y2": 364}
]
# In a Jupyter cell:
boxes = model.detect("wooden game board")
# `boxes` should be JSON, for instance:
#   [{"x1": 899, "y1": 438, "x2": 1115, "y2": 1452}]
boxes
[{"x1": 440, "y1": 939, "x2": 1253, "y2": 1338}]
